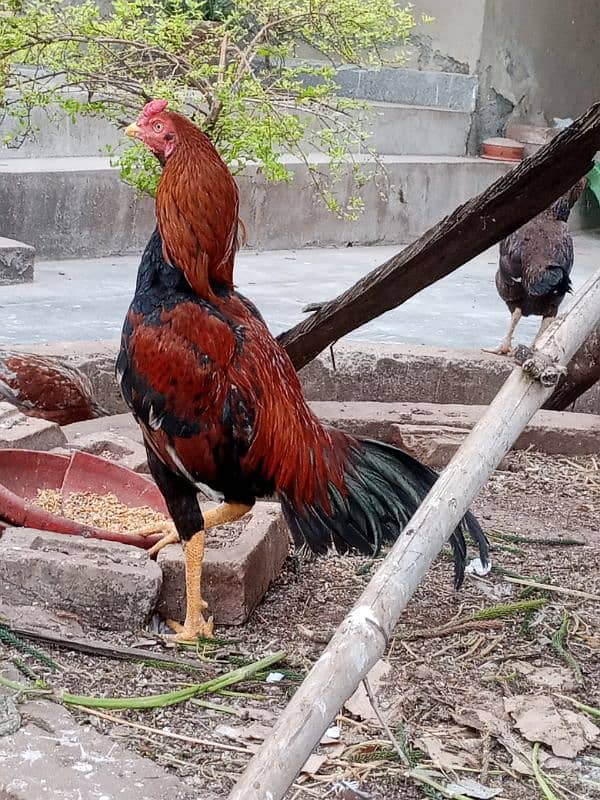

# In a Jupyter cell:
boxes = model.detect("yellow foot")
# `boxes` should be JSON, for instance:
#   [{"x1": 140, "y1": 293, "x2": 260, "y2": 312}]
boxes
[
  {"x1": 134, "y1": 521, "x2": 180, "y2": 556},
  {"x1": 166, "y1": 616, "x2": 214, "y2": 642}
]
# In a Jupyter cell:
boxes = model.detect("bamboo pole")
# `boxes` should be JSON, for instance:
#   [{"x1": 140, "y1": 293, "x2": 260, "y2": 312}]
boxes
[{"x1": 228, "y1": 270, "x2": 600, "y2": 800}]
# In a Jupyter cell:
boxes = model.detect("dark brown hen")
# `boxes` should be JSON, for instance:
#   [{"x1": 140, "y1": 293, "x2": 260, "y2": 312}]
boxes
[{"x1": 488, "y1": 177, "x2": 587, "y2": 355}]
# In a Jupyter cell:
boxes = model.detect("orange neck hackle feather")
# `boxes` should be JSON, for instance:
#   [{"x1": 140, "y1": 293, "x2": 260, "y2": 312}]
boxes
[{"x1": 155, "y1": 112, "x2": 240, "y2": 300}]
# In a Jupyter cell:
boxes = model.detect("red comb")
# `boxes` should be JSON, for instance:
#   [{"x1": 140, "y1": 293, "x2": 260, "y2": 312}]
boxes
[{"x1": 142, "y1": 99, "x2": 169, "y2": 118}]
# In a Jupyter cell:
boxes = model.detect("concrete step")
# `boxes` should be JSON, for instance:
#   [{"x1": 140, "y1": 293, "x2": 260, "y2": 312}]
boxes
[
  {"x1": 0, "y1": 153, "x2": 509, "y2": 257},
  {"x1": 0, "y1": 236, "x2": 35, "y2": 284},
  {"x1": 304, "y1": 65, "x2": 478, "y2": 112},
  {"x1": 1, "y1": 98, "x2": 470, "y2": 159},
  {"x1": 360, "y1": 102, "x2": 470, "y2": 156},
  {"x1": 0, "y1": 154, "x2": 511, "y2": 257},
  {"x1": 0, "y1": 93, "x2": 121, "y2": 159}
]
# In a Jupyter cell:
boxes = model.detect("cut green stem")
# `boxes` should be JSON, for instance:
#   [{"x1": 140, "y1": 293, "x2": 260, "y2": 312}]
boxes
[
  {"x1": 551, "y1": 612, "x2": 582, "y2": 683},
  {"x1": 2, "y1": 652, "x2": 286, "y2": 712},
  {"x1": 406, "y1": 769, "x2": 472, "y2": 800},
  {"x1": 532, "y1": 743, "x2": 563, "y2": 800},
  {"x1": 556, "y1": 694, "x2": 600, "y2": 719},
  {"x1": 61, "y1": 650, "x2": 286, "y2": 710},
  {"x1": 487, "y1": 530, "x2": 585, "y2": 547}
]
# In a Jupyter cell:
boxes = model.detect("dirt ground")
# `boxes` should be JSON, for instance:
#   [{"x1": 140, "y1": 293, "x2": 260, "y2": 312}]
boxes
[{"x1": 1, "y1": 450, "x2": 599, "y2": 800}]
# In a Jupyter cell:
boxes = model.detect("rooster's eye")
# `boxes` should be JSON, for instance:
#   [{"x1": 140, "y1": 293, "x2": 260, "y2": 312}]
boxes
[{"x1": 153, "y1": 121, "x2": 164, "y2": 133}]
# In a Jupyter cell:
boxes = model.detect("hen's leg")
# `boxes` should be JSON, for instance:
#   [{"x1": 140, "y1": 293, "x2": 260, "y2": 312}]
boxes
[
  {"x1": 141, "y1": 449, "x2": 254, "y2": 640},
  {"x1": 136, "y1": 501, "x2": 252, "y2": 555},
  {"x1": 169, "y1": 502, "x2": 252, "y2": 642},
  {"x1": 168, "y1": 530, "x2": 212, "y2": 640},
  {"x1": 483, "y1": 308, "x2": 522, "y2": 355},
  {"x1": 533, "y1": 315, "x2": 554, "y2": 345}
]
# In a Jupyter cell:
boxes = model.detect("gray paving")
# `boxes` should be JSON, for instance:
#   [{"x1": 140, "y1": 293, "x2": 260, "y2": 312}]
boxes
[
  {"x1": 0, "y1": 232, "x2": 598, "y2": 351},
  {"x1": 0, "y1": 666, "x2": 193, "y2": 800}
]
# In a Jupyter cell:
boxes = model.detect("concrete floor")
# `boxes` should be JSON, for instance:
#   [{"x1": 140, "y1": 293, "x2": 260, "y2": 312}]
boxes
[{"x1": 1, "y1": 231, "x2": 599, "y2": 350}]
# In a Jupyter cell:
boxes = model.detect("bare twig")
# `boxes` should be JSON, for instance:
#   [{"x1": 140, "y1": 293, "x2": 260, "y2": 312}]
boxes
[
  {"x1": 362, "y1": 676, "x2": 409, "y2": 767},
  {"x1": 504, "y1": 578, "x2": 600, "y2": 602},
  {"x1": 73, "y1": 705, "x2": 254, "y2": 754}
]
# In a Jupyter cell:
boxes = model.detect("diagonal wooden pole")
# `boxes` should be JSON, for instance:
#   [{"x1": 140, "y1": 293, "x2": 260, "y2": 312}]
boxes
[
  {"x1": 278, "y1": 102, "x2": 600, "y2": 370},
  {"x1": 229, "y1": 269, "x2": 600, "y2": 800}
]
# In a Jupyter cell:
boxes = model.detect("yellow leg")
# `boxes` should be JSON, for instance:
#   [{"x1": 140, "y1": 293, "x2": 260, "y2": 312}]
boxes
[
  {"x1": 167, "y1": 531, "x2": 213, "y2": 641},
  {"x1": 166, "y1": 502, "x2": 252, "y2": 642},
  {"x1": 136, "y1": 502, "x2": 252, "y2": 556},
  {"x1": 533, "y1": 315, "x2": 554, "y2": 345},
  {"x1": 202, "y1": 502, "x2": 252, "y2": 529},
  {"x1": 482, "y1": 308, "x2": 522, "y2": 355}
]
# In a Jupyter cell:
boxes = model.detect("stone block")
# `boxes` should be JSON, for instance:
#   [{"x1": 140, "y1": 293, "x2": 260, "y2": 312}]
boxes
[
  {"x1": 308, "y1": 400, "x2": 600, "y2": 467},
  {"x1": 0, "y1": 401, "x2": 67, "y2": 450},
  {"x1": 17, "y1": 340, "x2": 600, "y2": 417},
  {"x1": 0, "y1": 235, "x2": 34, "y2": 285},
  {"x1": 61, "y1": 428, "x2": 149, "y2": 472},
  {"x1": 0, "y1": 528, "x2": 162, "y2": 631},
  {"x1": 157, "y1": 502, "x2": 290, "y2": 625}
]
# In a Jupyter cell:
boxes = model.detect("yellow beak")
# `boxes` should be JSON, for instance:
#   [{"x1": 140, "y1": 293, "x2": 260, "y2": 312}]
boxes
[{"x1": 125, "y1": 122, "x2": 140, "y2": 138}]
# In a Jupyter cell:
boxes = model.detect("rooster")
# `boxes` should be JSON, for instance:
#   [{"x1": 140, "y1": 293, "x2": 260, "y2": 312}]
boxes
[
  {"x1": 486, "y1": 178, "x2": 587, "y2": 355},
  {"x1": 119, "y1": 100, "x2": 488, "y2": 641},
  {"x1": 0, "y1": 349, "x2": 108, "y2": 425}
]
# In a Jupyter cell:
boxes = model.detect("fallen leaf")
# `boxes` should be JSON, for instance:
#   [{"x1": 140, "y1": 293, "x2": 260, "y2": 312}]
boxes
[
  {"x1": 246, "y1": 707, "x2": 275, "y2": 723},
  {"x1": 322, "y1": 742, "x2": 346, "y2": 758},
  {"x1": 214, "y1": 722, "x2": 271, "y2": 742},
  {"x1": 332, "y1": 781, "x2": 373, "y2": 799},
  {"x1": 321, "y1": 725, "x2": 341, "y2": 744},
  {"x1": 505, "y1": 694, "x2": 599, "y2": 758},
  {"x1": 445, "y1": 778, "x2": 502, "y2": 799},
  {"x1": 241, "y1": 722, "x2": 272, "y2": 741},
  {"x1": 415, "y1": 734, "x2": 478, "y2": 769},
  {"x1": 301, "y1": 753, "x2": 327, "y2": 776},
  {"x1": 453, "y1": 703, "x2": 533, "y2": 775},
  {"x1": 344, "y1": 660, "x2": 392, "y2": 722},
  {"x1": 214, "y1": 724, "x2": 239, "y2": 740},
  {"x1": 477, "y1": 581, "x2": 515, "y2": 601},
  {"x1": 512, "y1": 661, "x2": 575, "y2": 691}
]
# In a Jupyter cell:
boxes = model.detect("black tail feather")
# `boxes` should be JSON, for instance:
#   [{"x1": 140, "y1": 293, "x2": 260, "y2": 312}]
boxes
[
  {"x1": 280, "y1": 438, "x2": 489, "y2": 589},
  {"x1": 529, "y1": 266, "x2": 572, "y2": 298}
]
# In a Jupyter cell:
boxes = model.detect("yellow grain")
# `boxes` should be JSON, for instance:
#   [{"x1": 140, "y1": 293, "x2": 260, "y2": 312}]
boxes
[{"x1": 33, "y1": 489, "x2": 168, "y2": 534}]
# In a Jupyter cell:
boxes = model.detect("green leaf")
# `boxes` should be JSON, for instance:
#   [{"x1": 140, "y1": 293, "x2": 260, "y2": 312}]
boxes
[{"x1": 0, "y1": 0, "x2": 419, "y2": 215}]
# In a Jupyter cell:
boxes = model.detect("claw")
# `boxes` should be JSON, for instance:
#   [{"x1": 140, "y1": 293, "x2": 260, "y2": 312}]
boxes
[
  {"x1": 165, "y1": 616, "x2": 214, "y2": 642},
  {"x1": 482, "y1": 345, "x2": 514, "y2": 356},
  {"x1": 133, "y1": 521, "x2": 180, "y2": 555},
  {"x1": 147, "y1": 530, "x2": 180, "y2": 556}
]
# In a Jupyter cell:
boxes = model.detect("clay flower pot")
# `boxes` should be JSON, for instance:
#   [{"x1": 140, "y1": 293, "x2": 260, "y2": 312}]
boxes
[{"x1": 482, "y1": 137, "x2": 525, "y2": 163}]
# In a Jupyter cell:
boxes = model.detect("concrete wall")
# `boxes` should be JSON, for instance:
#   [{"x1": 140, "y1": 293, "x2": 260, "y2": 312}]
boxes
[
  {"x1": 405, "y1": 1, "x2": 486, "y2": 74},
  {"x1": 473, "y1": 1, "x2": 600, "y2": 143},
  {"x1": 403, "y1": 1, "x2": 600, "y2": 147}
]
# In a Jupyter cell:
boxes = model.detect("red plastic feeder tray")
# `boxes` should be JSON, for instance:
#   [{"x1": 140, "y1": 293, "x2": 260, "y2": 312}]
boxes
[{"x1": 0, "y1": 449, "x2": 168, "y2": 549}]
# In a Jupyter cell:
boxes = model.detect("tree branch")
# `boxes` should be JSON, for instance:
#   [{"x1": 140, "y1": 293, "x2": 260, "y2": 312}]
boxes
[{"x1": 277, "y1": 102, "x2": 600, "y2": 370}]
